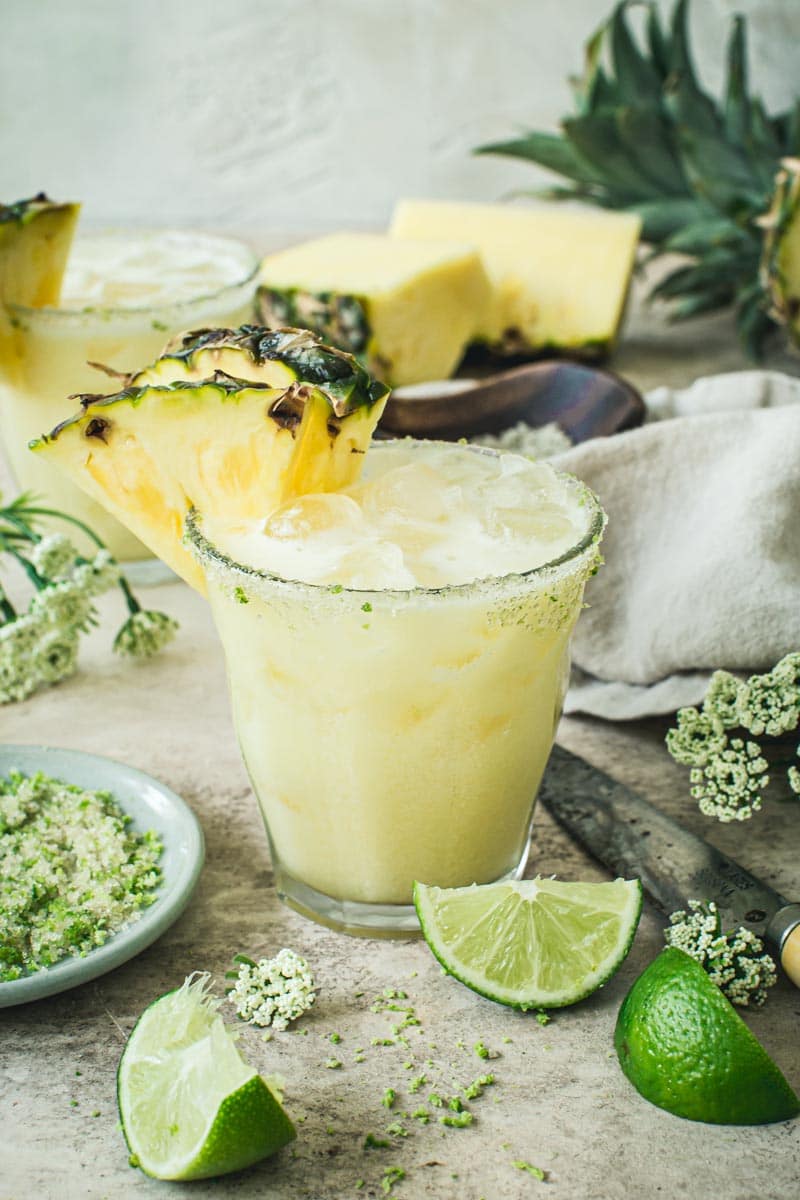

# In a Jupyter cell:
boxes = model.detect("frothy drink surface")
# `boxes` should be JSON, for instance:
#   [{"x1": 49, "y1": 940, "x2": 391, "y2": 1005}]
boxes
[{"x1": 209, "y1": 441, "x2": 590, "y2": 590}]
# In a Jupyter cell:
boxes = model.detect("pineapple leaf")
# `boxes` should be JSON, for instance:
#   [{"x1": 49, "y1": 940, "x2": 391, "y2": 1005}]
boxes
[
  {"x1": 662, "y1": 218, "x2": 754, "y2": 256},
  {"x1": 584, "y1": 65, "x2": 623, "y2": 113},
  {"x1": 666, "y1": 290, "x2": 735, "y2": 321},
  {"x1": 474, "y1": 132, "x2": 603, "y2": 188},
  {"x1": 615, "y1": 106, "x2": 688, "y2": 195},
  {"x1": 666, "y1": 0, "x2": 722, "y2": 139},
  {"x1": 645, "y1": 4, "x2": 671, "y2": 78},
  {"x1": 563, "y1": 114, "x2": 663, "y2": 199},
  {"x1": 723, "y1": 15, "x2": 750, "y2": 148},
  {"x1": 780, "y1": 100, "x2": 800, "y2": 156},
  {"x1": 628, "y1": 197, "x2": 713, "y2": 241},
  {"x1": 736, "y1": 288, "x2": 779, "y2": 361},
  {"x1": 609, "y1": 2, "x2": 663, "y2": 105},
  {"x1": 651, "y1": 255, "x2": 744, "y2": 301}
]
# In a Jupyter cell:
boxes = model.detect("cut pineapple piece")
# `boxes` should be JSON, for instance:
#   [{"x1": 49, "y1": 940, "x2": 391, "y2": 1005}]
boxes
[
  {"x1": 257, "y1": 232, "x2": 490, "y2": 385},
  {"x1": 31, "y1": 327, "x2": 389, "y2": 590},
  {"x1": 0, "y1": 194, "x2": 80, "y2": 308},
  {"x1": 389, "y1": 199, "x2": 641, "y2": 357}
]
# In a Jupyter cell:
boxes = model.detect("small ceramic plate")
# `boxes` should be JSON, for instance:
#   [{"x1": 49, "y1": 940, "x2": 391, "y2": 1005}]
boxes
[{"x1": 0, "y1": 745, "x2": 204, "y2": 1008}]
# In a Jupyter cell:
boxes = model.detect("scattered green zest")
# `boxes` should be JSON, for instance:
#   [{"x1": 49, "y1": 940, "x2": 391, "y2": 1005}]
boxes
[
  {"x1": 440, "y1": 1111, "x2": 473, "y2": 1129},
  {"x1": 381, "y1": 1166, "x2": 406, "y2": 1195},
  {"x1": 381, "y1": 1088, "x2": 396, "y2": 1109},
  {"x1": 364, "y1": 1133, "x2": 391, "y2": 1151},
  {"x1": 513, "y1": 1160, "x2": 546, "y2": 1181}
]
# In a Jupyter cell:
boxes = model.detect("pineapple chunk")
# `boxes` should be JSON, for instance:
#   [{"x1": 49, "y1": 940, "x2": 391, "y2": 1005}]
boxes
[
  {"x1": 31, "y1": 327, "x2": 388, "y2": 590},
  {"x1": 390, "y1": 199, "x2": 641, "y2": 357},
  {"x1": 257, "y1": 233, "x2": 490, "y2": 385}
]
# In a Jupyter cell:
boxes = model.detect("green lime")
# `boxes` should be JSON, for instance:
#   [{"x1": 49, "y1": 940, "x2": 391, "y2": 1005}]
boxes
[
  {"x1": 117, "y1": 973, "x2": 295, "y2": 1180},
  {"x1": 413, "y1": 875, "x2": 642, "y2": 1009},
  {"x1": 615, "y1": 947, "x2": 800, "y2": 1125}
]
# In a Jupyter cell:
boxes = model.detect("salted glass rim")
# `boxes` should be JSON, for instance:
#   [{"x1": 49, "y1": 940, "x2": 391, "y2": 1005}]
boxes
[
  {"x1": 9, "y1": 228, "x2": 259, "y2": 323},
  {"x1": 184, "y1": 441, "x2": 606, "y2": 604}
]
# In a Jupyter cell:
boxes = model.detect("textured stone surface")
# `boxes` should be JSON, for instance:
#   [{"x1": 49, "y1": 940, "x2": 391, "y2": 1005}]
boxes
[{"x1": 1, "y1": 583, "x2": 799, "y2": 1200}]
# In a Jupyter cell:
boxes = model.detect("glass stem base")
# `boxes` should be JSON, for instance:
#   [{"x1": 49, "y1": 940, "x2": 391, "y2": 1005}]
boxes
[{"x1": 271, "y1": 832, "x2": 534, "y2": 939}]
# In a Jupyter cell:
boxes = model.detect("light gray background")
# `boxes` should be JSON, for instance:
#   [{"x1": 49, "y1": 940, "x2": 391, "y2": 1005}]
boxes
[{"x1": 2, "y1": 0, "x2": 799, "y2": 234}]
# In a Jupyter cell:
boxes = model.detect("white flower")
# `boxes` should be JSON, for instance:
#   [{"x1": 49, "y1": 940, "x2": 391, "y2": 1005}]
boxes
[
  {"x1": 31, "y1": 579, "x2": 94, "y2": 631},
  {"x1": 73, "y1": 549, "x2": 121, "y2": 596},
  {"x1": 0, "y1": 616, "x2": 47, "y2": 704},
  {"x1": 114, "y1": 610, "x2": 178, "y2": 658},
  {"x1": 34, "y1": 627, "x2": 80, "y2": 684},
  {"x1": 29, "y1": 533, "x2": 78, "y2": 581},
  {"x1": 227, "y1": 949, "x2": 316, "y2": 1030}
]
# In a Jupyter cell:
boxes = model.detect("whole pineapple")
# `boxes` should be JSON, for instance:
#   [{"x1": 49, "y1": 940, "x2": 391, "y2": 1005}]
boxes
[{"x1": 476, "y1": 0, "x2": 800, "y2": 359}]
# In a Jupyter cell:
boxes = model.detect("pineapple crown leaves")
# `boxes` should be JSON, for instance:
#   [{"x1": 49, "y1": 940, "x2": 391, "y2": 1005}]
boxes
[{"x1": 475, "y1": 0, "x2": 800, "y2": 358}]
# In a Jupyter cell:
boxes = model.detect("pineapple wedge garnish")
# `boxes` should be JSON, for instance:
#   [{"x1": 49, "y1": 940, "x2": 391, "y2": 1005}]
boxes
[
  {"x1": 31, "y1": 327, "x2": 389, "y2": 590},
  {"x1": 0, "y1": 194, "x2": 80, "y2": 363},
  {"x1": 0, "y1": 194, "x2": 79, "y2": 308}
]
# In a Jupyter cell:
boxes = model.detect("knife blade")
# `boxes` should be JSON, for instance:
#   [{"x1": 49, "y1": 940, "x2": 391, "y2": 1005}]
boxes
[{"x1": 539, "y1": 744, "x2": 800, "y2": 987}]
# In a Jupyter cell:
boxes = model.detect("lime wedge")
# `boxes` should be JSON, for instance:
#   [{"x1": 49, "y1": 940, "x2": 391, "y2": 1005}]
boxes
[
  {"x1": 615, "y1": 947, "x2": 800, "y2": 1124},
  {"x1": 413, "y1": 876, "x2": 642, "y2": 1009},
  {"x1": 117, "y1": 973, "x2": 295, "y2": 1180}
]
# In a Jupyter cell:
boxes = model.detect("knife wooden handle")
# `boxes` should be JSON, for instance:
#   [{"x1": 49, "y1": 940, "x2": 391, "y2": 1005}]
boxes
[{"x1": 781, "y1": 924, "x2": 800, "y2": 990}]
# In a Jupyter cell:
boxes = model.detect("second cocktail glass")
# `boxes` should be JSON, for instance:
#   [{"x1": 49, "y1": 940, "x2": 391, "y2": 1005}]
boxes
[{"x1": 0, "y1": 230, "x2": 258, "y2": 566}]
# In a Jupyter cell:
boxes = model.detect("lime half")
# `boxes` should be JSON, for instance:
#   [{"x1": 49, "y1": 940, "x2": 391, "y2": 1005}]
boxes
[
  {"x1": 117, "y1": 973, "x2": 295, "y2": 1180},
  {"x1": 413, "y1": 876, "x2": 642, "y2": 1009},
  {"x1": 615, "y1": 947, "x2": 800, "y2": 1124}
]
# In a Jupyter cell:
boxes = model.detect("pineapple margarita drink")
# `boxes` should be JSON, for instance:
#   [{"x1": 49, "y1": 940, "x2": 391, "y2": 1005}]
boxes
[
  {"x1": 189, "y1": 440, "x2": 604, "y2": 934},
  {"x1": 0, "y1": 230, "x2": 257, "y2": 561},
  {"x1": 34, "y1": 325, "x2": 603, "y2": 935}
]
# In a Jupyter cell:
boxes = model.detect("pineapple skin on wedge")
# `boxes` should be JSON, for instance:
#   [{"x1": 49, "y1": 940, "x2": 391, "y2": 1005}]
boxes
[
  {"x1": 0, "y1": 194, "x2": 80, "y2": 309},
  {"x1": 31, "y1": 327, "x2": 389, "y2": 591}
]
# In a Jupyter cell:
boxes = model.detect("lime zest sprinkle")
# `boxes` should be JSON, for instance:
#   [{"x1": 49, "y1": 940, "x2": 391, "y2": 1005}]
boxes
[
  {"x1": 0, "y1": 770, "x2": 163, "y2": 981},
  {"x1": 328, "y1": 1031, "x2": 342, "y2": 1044},
  {"x1": 473, "y1": 1040, "x2": 492, "y2": 1060},
  {"x1": 382, "y1": 1166, "x2": 406, "y2": 1194},
  {"x1": 440, "y1": 1111, "x2": 473, "y2": 1128},
  {"x1": 325, "y1": 1059, "x2": 343, "y2": 1070},
  {"x1": 364, "y1": 1133, "x2": 391, "y2": 1151},
  {"x1": 381, "y1": 1088, "x2": 397, "y2": 1109},
  {"x1": 386, "y1": 1121, "x2": 409, "y2": 1138},
  {"x1": 513, "y1": 1160, "x2": 547, "y2": 1181},
  {"x1": 536, "y1": 1010, "x2": 551, "y2": 1026}
]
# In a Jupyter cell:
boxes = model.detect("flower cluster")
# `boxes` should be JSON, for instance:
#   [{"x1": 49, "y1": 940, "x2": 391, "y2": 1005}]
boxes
[
  {"x1": 0, "y1": 495, "x2": 178, "y2": 704},
  {"x1": 226, "y1": 949, "x2": 317, "y2": 1030},
  {"x1": 665, "y1": 900, "x2": 777, "y2": 1008},
  {"x1": 666, "y1": 654, "x2": 800, "y2": 821}
]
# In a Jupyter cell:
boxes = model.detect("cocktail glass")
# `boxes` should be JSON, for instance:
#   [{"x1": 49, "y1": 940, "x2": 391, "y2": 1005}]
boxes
[
  {"x1": 186, "y1": 442, "x2": 604, "y2": 937},
  {"x1": 0, "y1": 230, "x2": 258, "y2": 571}
]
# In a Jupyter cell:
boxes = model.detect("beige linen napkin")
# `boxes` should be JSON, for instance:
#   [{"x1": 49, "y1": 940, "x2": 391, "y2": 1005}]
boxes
[{"x1": 552, "y1": 372, "x2": 800, "y2": 719}]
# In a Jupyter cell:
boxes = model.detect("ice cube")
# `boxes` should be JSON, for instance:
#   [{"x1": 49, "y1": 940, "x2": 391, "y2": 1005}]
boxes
[
  {"x1": 333, "y1": 539, "x2": 417, "y2": 590},
  {"x1": 263, "y1": 493, "x2": 366, "y2": 541},
  {"x1": 359, "y1": 464, "x2": 461, "y2": 526}
]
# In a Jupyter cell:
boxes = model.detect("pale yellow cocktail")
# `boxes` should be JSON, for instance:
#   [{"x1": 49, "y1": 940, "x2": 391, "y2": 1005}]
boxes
[
  {"x1": 188, "y1": 440, "x2": 604, "y2": 934},
  {"x1": 0, "y1": 230, "x2": 257, "y2": 560}
]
